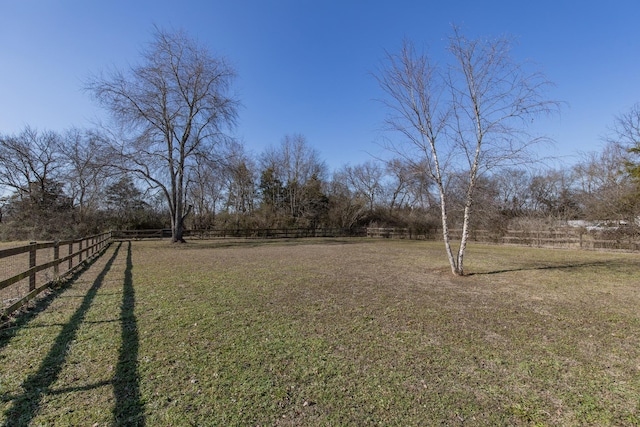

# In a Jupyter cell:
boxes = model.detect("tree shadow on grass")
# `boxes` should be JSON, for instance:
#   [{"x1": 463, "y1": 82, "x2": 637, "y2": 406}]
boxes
[
  {"x1": 2, "y1": 242, "x2": 123, "y2": 426},
  {"x1": 181, "y1": 237, "x2": 373, "y2": 250},
  {"x1": 469, "y1": 260, "x2": 627, "y2": 276},
  {"x1": 113, "y1": 241, "x2": 145, "y2": 426}
]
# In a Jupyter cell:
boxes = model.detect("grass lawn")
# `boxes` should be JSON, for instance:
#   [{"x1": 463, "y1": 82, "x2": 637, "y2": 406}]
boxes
[{"x1": 1, "y1": 238, "x2": 639, "y2": 426}]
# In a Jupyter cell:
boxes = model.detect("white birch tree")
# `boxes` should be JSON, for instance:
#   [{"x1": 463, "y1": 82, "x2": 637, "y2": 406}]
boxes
[{"x1": 377, "y1": 28, "x2": 558, "y2": 275}]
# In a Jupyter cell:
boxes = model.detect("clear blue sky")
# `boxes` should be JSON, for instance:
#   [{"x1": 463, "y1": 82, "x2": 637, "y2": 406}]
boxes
[{"x1": 1, "y1": 0, "x2": 639, "y2": 171}]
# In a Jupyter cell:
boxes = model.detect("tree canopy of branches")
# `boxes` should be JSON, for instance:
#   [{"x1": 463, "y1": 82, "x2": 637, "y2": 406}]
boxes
[
  {"x1": 258, "y1": 134, "x2": 328, "y2": 227},
  {"x1": 87, "y1": 27, "x2": 238, "y2": 242},
  {"x1": 376, "y1": 28, "x2": 558, "y2": 275},
  {"x1": 0, "y1": 127, "x2": 61, "y2": 203},
  {"x1": 59, "y1": 127, "x2": 113, "y2": 223},
  {"x1": 610, "y1": 103, "x2": 640, "y2": 182}
]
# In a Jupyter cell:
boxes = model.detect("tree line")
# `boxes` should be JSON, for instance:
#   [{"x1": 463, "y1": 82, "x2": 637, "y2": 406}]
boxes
[
  {"x1": 1, "y1": 26, "x2": 639, "y2": 274},
  {"x1": 1, "y1": 124, "x2": 638, "y2": 241}
]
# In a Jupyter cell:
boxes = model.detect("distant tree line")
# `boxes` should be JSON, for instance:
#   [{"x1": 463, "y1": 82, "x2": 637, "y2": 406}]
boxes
[
  {"x1": 0, "y1": 126, "x2": 165, "y2": 240},
  {"x1": 1, "y1": 124, "x2": 639, "y2": 241}
]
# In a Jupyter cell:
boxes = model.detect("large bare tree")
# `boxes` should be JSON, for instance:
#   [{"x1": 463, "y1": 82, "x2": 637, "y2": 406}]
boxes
[
  {"x1": 87, "y1": 28, "x2": 238, "y2": 242},
  {"x1": 377, "y1": 29, "x2": 558, "y2": 275}
]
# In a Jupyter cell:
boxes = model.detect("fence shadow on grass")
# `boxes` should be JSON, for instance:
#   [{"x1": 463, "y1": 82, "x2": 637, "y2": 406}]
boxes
[
  {"x1": 2, "y1": 242, "x2": 123, "y2": 426},
  {"x1": 113, "y1": 241, "x2": 145, "y2": 426},
  {"x1": 0, "y1": 247, "x2": 107, "y2": 350},
  {"x1": 2, "y1": 241, "x2": 146, "y2": 426}
]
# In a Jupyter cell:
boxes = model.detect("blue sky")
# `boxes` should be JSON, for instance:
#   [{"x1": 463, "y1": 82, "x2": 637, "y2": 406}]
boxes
[{"x1": 1, "y1": 0, "x2": 639, "y2": 171}]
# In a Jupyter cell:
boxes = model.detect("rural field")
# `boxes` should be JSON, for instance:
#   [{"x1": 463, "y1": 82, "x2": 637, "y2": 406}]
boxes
[{"x1": 0, "y1": 238, "x2": 639, "y2": 426}]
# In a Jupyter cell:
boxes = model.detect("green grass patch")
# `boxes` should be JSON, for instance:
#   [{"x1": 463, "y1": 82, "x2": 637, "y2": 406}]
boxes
[{"x1": 1, "y1": 239, "x2": 639, "y2": 425}]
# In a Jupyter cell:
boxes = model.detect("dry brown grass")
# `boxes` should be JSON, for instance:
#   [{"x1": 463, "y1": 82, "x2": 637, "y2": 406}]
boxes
[{"x1": 1, "y1": 238, "x2": 639, "y2": 425}]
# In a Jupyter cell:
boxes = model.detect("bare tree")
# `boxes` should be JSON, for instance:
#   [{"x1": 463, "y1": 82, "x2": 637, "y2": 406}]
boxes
[
  {"x1": 222, "y1": 143, "x2": 258, "y2": 227},
  {"x1": 0, "y1": 127, "x2": 63, "y2": 204},
  {"x1": 259, "y1": 134, "x2": 327, "y2": 224},
  {"x1": 0, "y1": 127, "x2": 78, "y2": 238},
  {"x1": 343, "y1": 161, "x2": 385, "y2": 213},
  {"x1": 527, "y1": 169, "x2": 579, "y2": 220},
  {"x1": 385, "y1": 159, "x2": 410, "y2": 212},
  {"x1": 608, "y1": 103, "x2": 640, "y2": 182},
  {"x1": 377, "y1": 29, "x2": 558, "y2": 275},
  {"x1": 494, "y1": 168, "x2": 533, "y2": 217},
  {"x1": 327, "y1": 170, "x2": 368, "y2": 229},
  {"x1": 384, "y1": 158, "x2": 437, "y2": 211},
  {"x1": 573, "y1": 142, "x2": 638, "y2": 222},
  {"x1": 87, "y1": 27, "x2": 238, "y2": 242},
  {"x1": 187, "y1": 153, "x2": 226, "y2": 229},
  {"x1": 58, "y1": 127, "x2": 112, "y2": 222}
]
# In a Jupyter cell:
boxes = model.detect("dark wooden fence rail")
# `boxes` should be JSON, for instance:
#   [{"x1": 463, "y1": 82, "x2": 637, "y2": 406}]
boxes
[
  {"x1": 366, "y1": 227, "x2": 640, "y2": 251},
  {"x1": 0, "y1": 232, "x2": 112, "y2": 319},
  {"x1": 110, "y1": 226, "x2": 639, "y2": 251},
  {"x1": 111, "y1": 228, "x2": 367, "y2": 240}
]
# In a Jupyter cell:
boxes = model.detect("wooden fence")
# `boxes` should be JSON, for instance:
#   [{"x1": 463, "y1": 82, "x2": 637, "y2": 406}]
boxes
[
  {"x1": 366, "y1": 227, "x2": 640, "y2": 251},
  {"x1": 111, "y1": 228, "x2": 367, "y2": 240},
  {"x1": 0, "y1": 232, "x2": 112, "y2": 319},
  {"x1": 111, "y1": 226, "x2": 639, "y2": 251}
]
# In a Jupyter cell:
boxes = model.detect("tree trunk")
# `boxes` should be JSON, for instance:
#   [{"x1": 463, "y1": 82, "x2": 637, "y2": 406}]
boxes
[
  {"x1": 171, "y1": 194, "x2": 186, "y2": 243},
  {"x1": 456, "y1": 204, "x2": 472, "y2": 276},
  {"x1": 171, "y1": 204, "x2": 192, "y2": 243},
  {"x1": 172, "y1": 217, "x2": 185, "y2": 243},
  {"x1": 438, "y1": 188, "x2": 460, "y2": 275}
]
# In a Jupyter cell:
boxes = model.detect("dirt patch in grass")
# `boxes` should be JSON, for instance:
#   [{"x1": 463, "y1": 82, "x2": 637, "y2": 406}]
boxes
[{"x1": 1, "y1": 239, "x2": 639, "y2": 425}]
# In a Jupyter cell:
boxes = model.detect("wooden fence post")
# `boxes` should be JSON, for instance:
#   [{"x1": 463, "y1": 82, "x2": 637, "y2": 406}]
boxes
[
  {"x1": 29, "y1": 242, "x2": 36, "y2": 291},
  {"x1": 68, "y1": 242, "x2": 73, "y2": 270},
  {"x1": 79, "y1": 240, "x2": 83, "y2": 263},
  {"x1": 53, "y1": 241, "x2": 60, "y2": 279}
]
